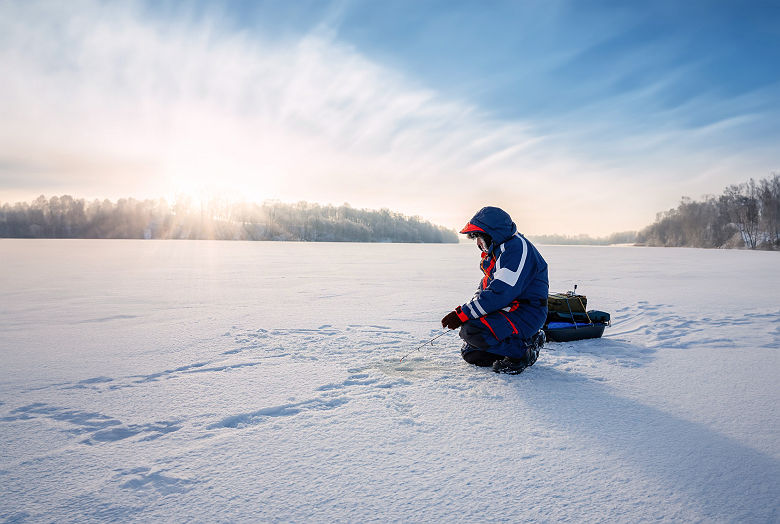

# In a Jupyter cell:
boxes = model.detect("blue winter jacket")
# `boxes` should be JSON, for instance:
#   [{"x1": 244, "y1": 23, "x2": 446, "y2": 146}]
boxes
[{"x1": 457, "y1": 207, "x2": 549, "y2": 342}]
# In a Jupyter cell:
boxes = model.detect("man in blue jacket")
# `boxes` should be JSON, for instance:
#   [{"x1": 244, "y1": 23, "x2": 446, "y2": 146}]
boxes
[{"x1": 441, "y1": 206, "x2": 549, "y2": 374}]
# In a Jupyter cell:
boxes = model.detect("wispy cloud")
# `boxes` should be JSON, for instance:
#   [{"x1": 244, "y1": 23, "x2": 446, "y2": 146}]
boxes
[{"x1": 0, "y1": 2, "x2": 534, "y2": 219}]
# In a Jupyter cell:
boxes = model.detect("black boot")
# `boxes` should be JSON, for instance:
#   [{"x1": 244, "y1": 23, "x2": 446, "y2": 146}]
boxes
[
  {"x1": 493, "y1": 330, "x2": 545, "y2": 374},
  {"x1": 527, "y1": 329, "x2": 545, "y2": 366}
]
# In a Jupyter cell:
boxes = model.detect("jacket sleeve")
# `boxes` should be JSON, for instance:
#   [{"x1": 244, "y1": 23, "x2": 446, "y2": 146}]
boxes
[{"x1": 459, "y1": 236, "x2": 532, "y2": 320}]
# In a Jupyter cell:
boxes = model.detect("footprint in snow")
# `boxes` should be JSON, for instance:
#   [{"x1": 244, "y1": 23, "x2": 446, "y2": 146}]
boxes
[
  {"x1": 1, "y1": 403, "x2": 181, "y2": 445},
  {"x1": 210, "y1": 395, "x2": 350, "y2": 430},
  {"x1": 114, "y1": 467, "x2": 198, "y2": 495}
]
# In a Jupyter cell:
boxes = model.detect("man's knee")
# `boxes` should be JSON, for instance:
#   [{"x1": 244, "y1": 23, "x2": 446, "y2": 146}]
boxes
[
  {"x1": 462, "y1": 349, "x2": 502, "y2": 367},
  {"x1": 459, "y1": 320, "x2": 491, "y2": 349}
]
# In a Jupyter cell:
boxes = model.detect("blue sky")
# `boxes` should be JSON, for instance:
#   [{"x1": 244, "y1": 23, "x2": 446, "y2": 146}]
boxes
[
  {"x1": 1, "y1": 0, "x2": 778, "y2": 234},
  {"x1": 176, "y1": 1, "x2": 780, "y2": 123}
]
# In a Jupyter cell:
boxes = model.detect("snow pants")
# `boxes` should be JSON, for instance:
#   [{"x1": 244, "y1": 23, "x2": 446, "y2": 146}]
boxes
[{"x1": 458, "y1": 306, "x2": 546, "y2": 362}]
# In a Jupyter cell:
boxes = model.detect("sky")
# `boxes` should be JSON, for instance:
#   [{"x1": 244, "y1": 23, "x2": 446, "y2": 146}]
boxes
[{"x1": 1, "y1": 0, "x2": 779, "y2": 235}]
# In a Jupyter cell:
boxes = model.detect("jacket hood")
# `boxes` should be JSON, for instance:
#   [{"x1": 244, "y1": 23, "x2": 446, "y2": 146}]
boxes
[{"x1": 460, "y1": 206, "x2": 517, "y2": 245}]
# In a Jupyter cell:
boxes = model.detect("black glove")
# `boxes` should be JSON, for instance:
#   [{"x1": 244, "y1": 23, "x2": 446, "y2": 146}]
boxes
[{"x1": 441, "y1": 309, "x2": 464, "y2": 330}]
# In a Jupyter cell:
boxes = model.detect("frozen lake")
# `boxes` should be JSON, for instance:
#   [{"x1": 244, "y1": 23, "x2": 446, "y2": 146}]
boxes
[{"x1": 1, "y1": 239, "x2": 778, "y2": 522}]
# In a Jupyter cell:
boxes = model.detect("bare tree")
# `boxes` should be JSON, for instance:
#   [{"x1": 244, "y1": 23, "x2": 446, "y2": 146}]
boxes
[
  {"x1": 723, "y1": 180, "x2": 761, "y2": 249},
  {"x1": 758, "y1": 173, "x2": 780, "y2": 247}
]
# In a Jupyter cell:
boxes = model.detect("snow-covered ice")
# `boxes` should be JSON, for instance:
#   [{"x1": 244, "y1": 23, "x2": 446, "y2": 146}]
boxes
[{"x1": 1, "y1": 239, "x2": 778, "y2": 522}]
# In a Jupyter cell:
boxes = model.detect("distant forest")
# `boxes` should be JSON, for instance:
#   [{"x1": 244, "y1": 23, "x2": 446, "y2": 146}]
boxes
[
  {"x1": 0, "y1": 196, "x2": 458, "y2": 243},
  {"x1": 2, "y1": 173, "x2": 778, "y2": 249},
  {"x1": 528, "y1": 231, "x2": 638, "y2": 246},
  {"x1": 637, "y1": 173, "x2": 779, "y2": 250},
  {"x1": 532, "y1": 173, "x2": 779, "y2": 250}
]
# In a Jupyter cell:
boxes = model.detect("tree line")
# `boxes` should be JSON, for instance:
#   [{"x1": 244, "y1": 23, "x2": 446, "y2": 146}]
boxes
[
  {"x1": 0, "y1": 195, "x2": 458, "y2": 243},
  {"x1": 637, "y1": 173, "x2": 779, "y2": 250},
  {"x1": 3, "y1": 173, "x2": 777, "y2": 248},
  {"x1": 528, "y1": 231, "x2": 638, "y2": 246}
]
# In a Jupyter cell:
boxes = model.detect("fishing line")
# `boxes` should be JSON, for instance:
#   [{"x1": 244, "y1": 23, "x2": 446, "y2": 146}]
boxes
[{"x1": 399, "y1": 329, "x2": 454, "y2": 362}]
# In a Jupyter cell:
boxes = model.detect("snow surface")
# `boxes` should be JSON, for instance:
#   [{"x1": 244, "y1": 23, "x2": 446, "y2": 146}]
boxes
[{"x1": 1, "y1": 239, "x2": 778, "y2": 523}]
